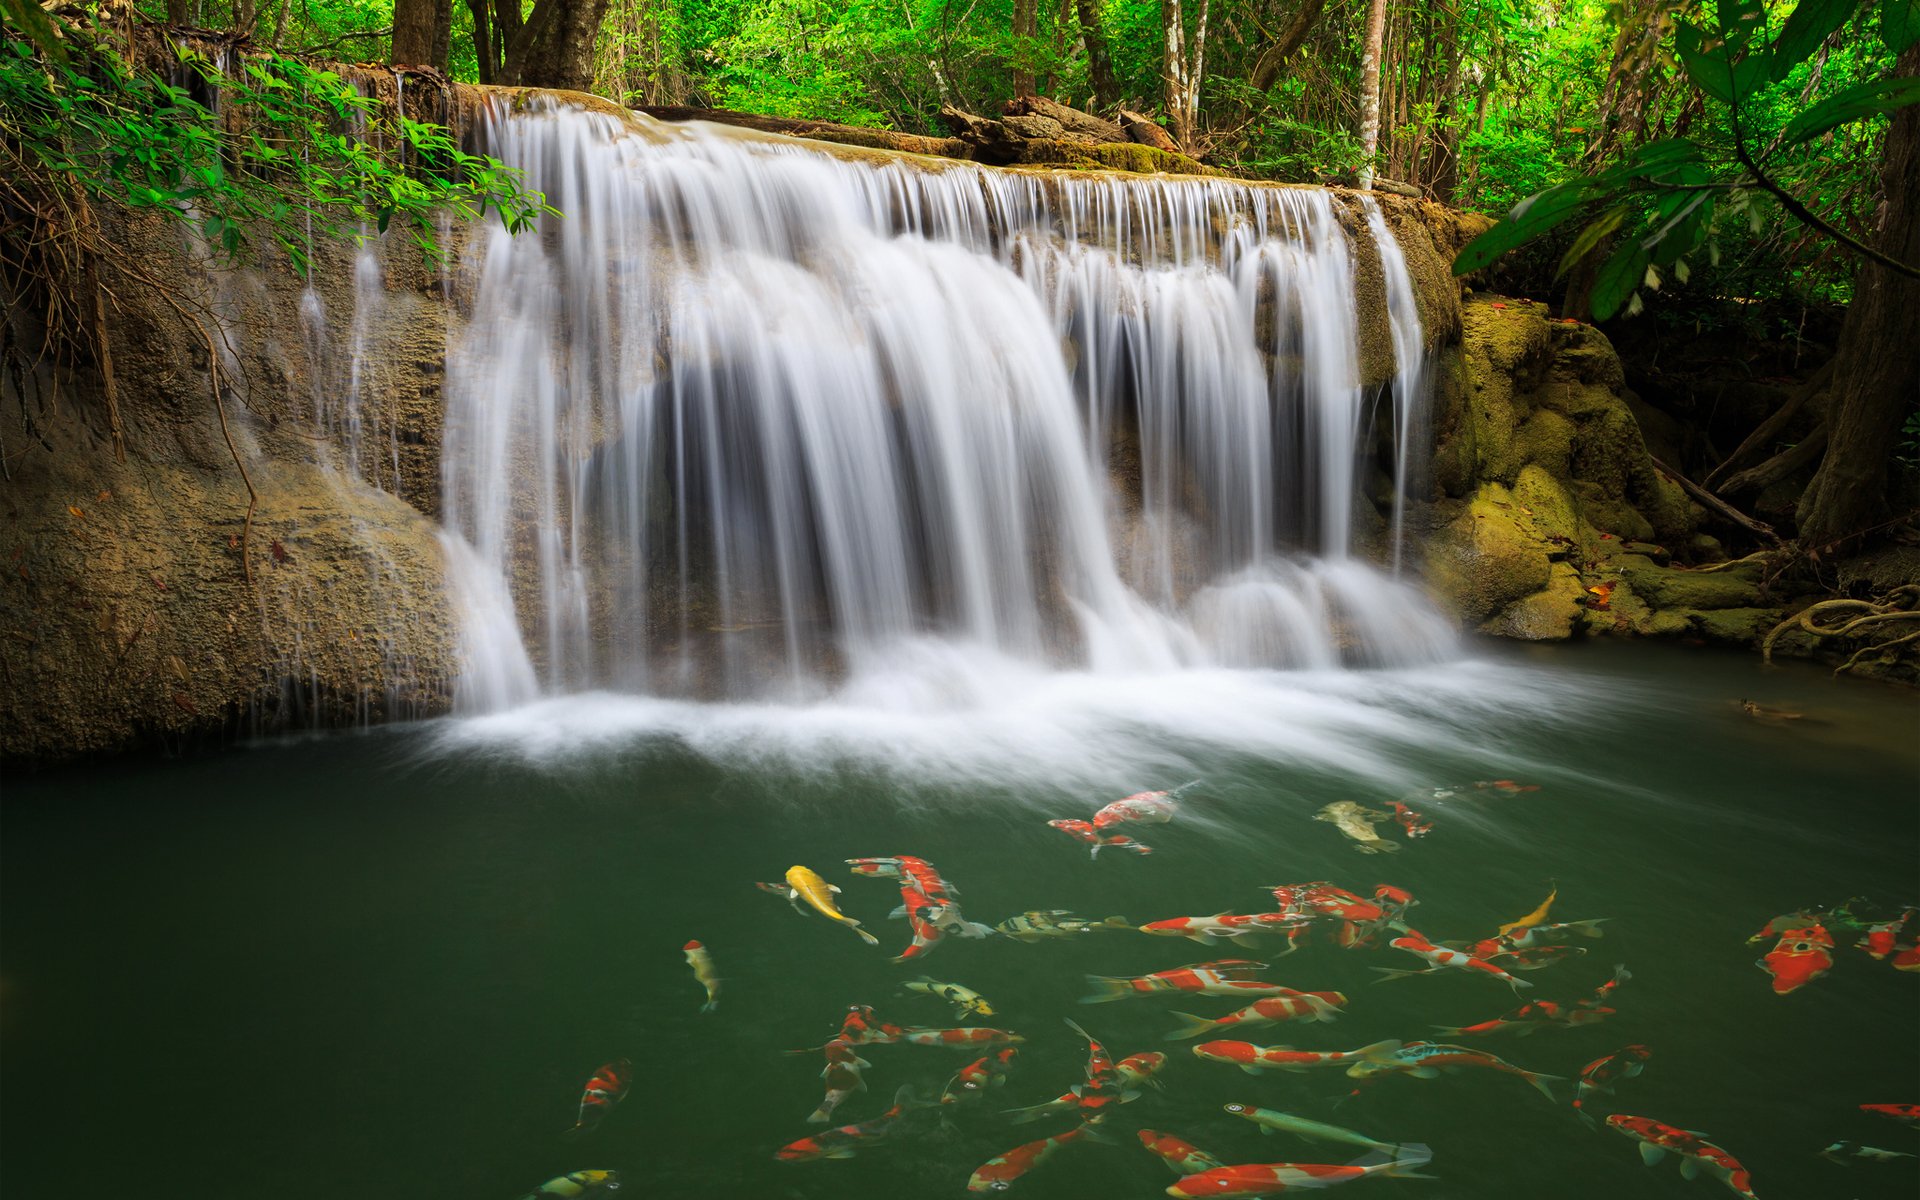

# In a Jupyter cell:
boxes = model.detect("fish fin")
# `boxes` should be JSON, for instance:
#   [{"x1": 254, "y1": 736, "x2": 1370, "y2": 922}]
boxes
[
  {"x1": 1356, "y1": 1039, "x2": 1404, "y2": 1060},
  {"x1": 1409, "y1": 1066, "x2": 1441, "y2": 1078},
  {"x1": 828, "y1": 883, "x2": 843, "y2": 894},
  {"x1": 1121, "y1": 1089, "x2": 1140, "y2": 1102},
  {"x1": 1678, "y1": 1156, "x2": 1706, "y2": 1181},
  {"x1": 1259, "y1": 1126, "x2": 1274, "y2": 1136},
  {"x1": 1370, "y1": 967, "x2": 1426, "y2": 983},
  {"x1": 1102, "y1": 917, "x2": 1132, "y2": 929},
  {"x1": 855, "y1": 927, "x2": 881, "y2": 947},
  {"x1": 1523, "y1": 1072, "x2": 1566, "y2": 1102},
  {"x1": 1001, "y1": 1104, "x2": 1051, "y2": 1123},
  {"x1": 1639, "y1": 1144, "x2": 1667, "y2": 1167},
  {"x1": 1240, "y1": 1065, "x2": 1264, "y2": 1076},
  {"x1": 889, "y1": 905, "x2": 909, "y2": 919},
  {"x1": 1078, "y1": 1121, "x2": 1120, "y2": 1145},
  {"x1": 1079, "y1": 976, "x2": 1133, "y2": 1004},
  {"x1": 1431, "y1": 1025, "x2": 1465, "y2": 1037},
  {"x1": 1163, "y1": 1012, "x2": 1220, "y2": 1041},
  {"x1": 700, "y1": 1000, "x2": 719, "y2": 1014},
  {"x1": 1064, "y1": 1018, "x2": 1094, "y2": 1044},
  {"x1": 805, "y1": 1107, "x2": 834, "y2": 1125}
]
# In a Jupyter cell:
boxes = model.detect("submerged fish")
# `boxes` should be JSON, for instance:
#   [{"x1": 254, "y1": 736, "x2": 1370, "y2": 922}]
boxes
[
  {"x1": 1346, "y1": 1041, "x2": 1563, "y2": 1102},
  {"x1": 1819, "y1": 1140, "x2": 1915, "y2": 1164},
  {"x1": 563, "y1": 1059, "x2": 633, "y2": 1138},
  {"x1": 967, "y1": 1126, "x2": 1087, "y2": 1192},
  {"x1": 1082, "y1": 961, "x2": 1281, "y2": 1003},
  {"x1": 808, "y1": 1038, "x2": 872, "y2": 1124},
  {"x1": 905, "y1": 976, "x2": 994, "y2": 1019},
  {"x1": 1606, "y1": 1115, "x2": 1758, "y2": 1199},
  {"x1": 1860, "y1": 1103, "x2": 1920, "y2": 1127},
  {"x1": 515, "y1": 1171, "x2": 621, "y2": 1199},
  {"x1": 1496, "y1": 886, "x2": 1557, "y2": 938},
  {"x1": 1166, "y1": 1144, "x2": 1435, "y2": 1198},
  {"x1": 1573, "y1": 1044, "x2": 1652, "y2": 1122},
  {"x1": 995, "y1": 911, "x2": 1132, "y2": 941},
  {"x1": 1092, "y1": 787, "x2": 1190, "y2": 829},
  {"x1": 682, "y1": 939, "x2": 720, "y2": 1013},
  {"x1": 1138, "y1": 1129, "x2": 1225, "y2": 1174},
  {"x1": 1314, "y1": 801, "x2": 1399, "y2": 854},
  {"x1": 1374, "y1": 934, "x2": 1533, "y2": 993},
  {"x1": 942, "y1": 1047, "x2": 1019, "y2": 1105},
  {"x1": 1193, "y1": 1039, "x2": 1403, "y2": 1075},
  {"x1": 1049, "y1": 817, "x2": 1153, "y2": 857},
  {"x1": 1757, "y1": 922, "x2": 1833, "y2": 994},
  {"x1": 1221, "y1": 1103, "x2": 1398, "y2": 1155},
  {"x1": 766, "y1": 865, "x2": 879, "y2": 946},
  {"x1": 898, "y1": 1026, "x2": 1023, "y2": 1047},
  {"x1": 1390, "y1": 800, "x2": 1433, "y2": 839},
  {"x1": 1439, "y1": 966, "x2": 1627, "y2": 1037},
  {"x1": 777, "y1": 1086, "x2": 921, "y2": 1162},
  {"x1": 1165, "y1": 991, "x2": 1347, "y2": 1041}
]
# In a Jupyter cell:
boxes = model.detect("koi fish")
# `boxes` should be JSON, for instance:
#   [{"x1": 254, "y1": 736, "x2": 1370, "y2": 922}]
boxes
[
  {"x1": 805, "y1": 1003, "x2": 906, "y2": 1048},
  {"x1": 682, "y1": 940, "x2": 720, "y2": 1013},
  {"x1": 995, "y1": 911, "x2": 1132, "y2": 941},
  {"x1": 1758, "y1": 922, "x2": 1833, "y2": 994},
  {"x1": 1118, "y1": 1051, "x2": 1169, "y2": 1092},
  {"x1": 1481, "y1": 919, "x2": 1610, "y2": 952},
  {"x1": 1819, "y1": 1140, "x2": 1915, "y2": 1164},
  {"x1": 515, "y1": 1171, "x2": 621, "y2": 1199},
  {"x1": 1065, "y1": 1018, "x2": 1124, "y2": 1114},
  {"x1": 1165, "y1": 991, "x2": 1347, "y2": 1041},
  {"x1": 1166, "y1": 1144, "x2": 1435, "y2": 1198},
  {"x1": 1860, "y1": 1103, "x2": 1920, "y2": 1127},
  {"x1": 943, "y1": 1047, "x2": 1019, "y2": 1105},
  {"x1": 1314, "y1": 801, "x2": 1400, "y2": 854},
  {"x1": 1483, "y1": 944, "x2": 1588, "y2": 971},
  {"x1": 1439, "y1": 965, "x2": 1627, "y2": 1037},
  {"x1": 892, "y1": 887, "x2": 949, "y2": 962},
  {"x1": 1573, "y1": 1045, "x2": 1651, "y2": 1122},
  {"x1": 1606, "y1": 1115, "x2": 1758, "y2": 1199},
  {"x1": 1389, "y1": 801, "x2": 1432, "y2": 838},
  {"x1": 1092, "y1": 787, "x2": 1189, "y2": 829},
  {"x1": 1861, "y1": 908, "x2": 1917, "y2": 959},
  {"x1": 1140, "y1": 913, "x2": 1305, "y2": 948},
  {"x1": 1138, "y1": 1129, "x2": 1224, "y2": 1174},
  {"x1": 1894, "y1": 941, "x2": 1920, "y2": 971},
  {"x1": 899, "y1": 1026, "x2": 1023, "y2": 1047},
  {"x1": 906, "y1": 977, "x2": 994, "y2": 1019},
  {"x1": 808, "y1": 1038, "x2": 872, "y2": 1124},
  {"x1": 1346, "y1": 1041, "x2": 1563, "y2": 1101},
  {"x1": 1192, "y1": 1039, "x2": 1403, "y2": 1075},
  {"x1": 1746, "y1": 909, "x2": 1823, "y2": 945},
  {"x1": 1081, "y1": 961, "x2": 1280, "y2": 1003},
  {"x1": 776, "y1": 1085, "x2": 921, "y2": 1162},
  {"x1": 1222, "y1": 1104, "x2": 1397, "y2": 1155},
  {"x1": 562, "y1": 1058, "x2": 632, "y2": 1138},
  {"x1": 1496, "y1": 886, "x2": 1557, "y2": 938},
  {"x1": 967, "y1": 1126, "x2": 1087, "y2": 1192},
  {"x1": 846, "y1": 856, "x2": 962, "y2": 896},
  {"x1": 1049, "y1": 817, "x2": 1153, "y2": 857},
  {"x1": 1474, "y1": 779, "x2": 1540, "y2": 795},
  {"x1": 765, "y1": 866, "x2": 879, "y2": 946},
  {"x1": 1374, "y1": 934, "x2": 1533, "y2": 993},
  {"x1": 1267, "y1": 882, "x2": 1385, "y2": 924}
]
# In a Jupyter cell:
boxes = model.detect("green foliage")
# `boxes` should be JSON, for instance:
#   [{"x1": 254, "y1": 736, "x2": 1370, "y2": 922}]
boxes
[
  {"x1": 0, "y1": 23, "x2": 552, "y2": 274},
  {"x1": 1456, "y1": 0, "x2": 1916, "y2": 320}
]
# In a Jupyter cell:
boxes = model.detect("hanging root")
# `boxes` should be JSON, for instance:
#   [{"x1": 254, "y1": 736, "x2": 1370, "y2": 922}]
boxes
[{"x1": 1763, "y1": 585, "x2": 1920, "y2": 675}]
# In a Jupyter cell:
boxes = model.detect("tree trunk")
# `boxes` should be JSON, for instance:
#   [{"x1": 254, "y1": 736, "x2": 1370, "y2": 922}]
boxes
[
  {"x1": 1162, "y1": 0, "x2": 1190, "y2": 151},
  {"x1": 467, "y1": 0, "x2": 496, "y2": 83},
  {"x1": 392, "y1": 0, "x2": 451, "y2": 68},
  {"x1": 1075, "y1": 0, "x2": 1118, "y2": 111},
  {"x1": 508, "y1": 0, "x2": 612, "y2": 92},
  {"x1": 1794, "y1": 42, "x2": 1920, "y2": 549},
  {"x1": 166, "y1": 0, "x2": 191, "y2": 24},
  {"x1": 1583, "y1": 0, "x2": 1678, "y2": 169},
  {"x1": 1012, "y1": 0, "x2": 1037, "y2": 98},
  {"x1": 1357, "y1": 0, "x2": 1388, "y2": 189},
  {"x1": 1247, "y1": 0, "x2": 1327, "y2": 92}
]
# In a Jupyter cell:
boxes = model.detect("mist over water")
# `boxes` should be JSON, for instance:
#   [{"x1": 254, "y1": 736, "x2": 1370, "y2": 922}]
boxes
[{"x1": 434, "y1": 102, "x2": 1457, "y2": 737}]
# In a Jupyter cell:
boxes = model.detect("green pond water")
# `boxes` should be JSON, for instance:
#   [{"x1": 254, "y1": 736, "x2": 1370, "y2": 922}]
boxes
[{"x1": 2, "y1": 640, "x2": 1916, "y2": 1199}]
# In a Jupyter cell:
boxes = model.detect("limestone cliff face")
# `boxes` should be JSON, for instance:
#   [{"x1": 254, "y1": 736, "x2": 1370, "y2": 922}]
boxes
[{"x1": 1416, "y1": 296, "x2": 1778, "y2": 644}]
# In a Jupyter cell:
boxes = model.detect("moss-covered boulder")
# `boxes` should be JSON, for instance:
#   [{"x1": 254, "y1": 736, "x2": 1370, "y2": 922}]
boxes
[{"x1": 1424, "y1": 483, "x2": 1555, "y2": 625}]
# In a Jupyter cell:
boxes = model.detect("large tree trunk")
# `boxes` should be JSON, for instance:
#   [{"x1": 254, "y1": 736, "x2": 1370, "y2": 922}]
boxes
[
  {"x1": 506, "y1": 0, "x2": 612, "y2": 92},
  {"x1": 1357, "y1": 0, "x2": 1388, "y2": 190},
  {"x1": 1075, "y1": 0, "x2": 1118, "y2": 111},
  {"x1": 1012, "y1": 0, "x2": 1037, "y2": 97},
  {"x1": 1794, "y1": 41, "x2": 1920, "y2": 550},
  {"x1": 392, "y1": 0, "x2": 452, "y2": 69},
  {"x1": 1159, "y1": 0, "x2": 1205, "y2": 153},
  {"x1": 1247, "y1": 0, "x2": 1327, "y2": 92}
]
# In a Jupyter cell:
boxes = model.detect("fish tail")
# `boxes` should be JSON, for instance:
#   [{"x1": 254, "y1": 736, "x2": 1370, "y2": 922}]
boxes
[
  {"x1": 1306, "y1": 992, "x2": 1346, "y2": 1021},
  {"x1": 1382, "y1": 1143, "x2": 1436, "y2": 1178},
  {"x1": 805, "y1": 1105, "x2": 835, "y2": 1124},
  {"x1": 700, "y1": 1000, "x2": 719, "y2": 1014},
  {"x1": 1162, "y1": 1011, "x2": 1220, "y2": 1041},
  {"x1": 1522, "y1": 1071, "x2": 1567, "y2": 1102},
  {"x1": 1101, "y1": 916, "x2": 1133, "y2": 930},
  {"x1": 1355, "y1": 1039, "x2": 1405, "y2": 1063},
  {"x1": 1001, "y1": 1103, "x2": 1053, "y2": 1124},
  {"x1": 1369, "y1": 967, "x2": 1425, "y2": 983},
  {"x1": 1078, "y1": 976, "x2": 1133, "y2": 1005},
  {"x1": 854, "y1": 926, "x2": 881, "y2": 947}
]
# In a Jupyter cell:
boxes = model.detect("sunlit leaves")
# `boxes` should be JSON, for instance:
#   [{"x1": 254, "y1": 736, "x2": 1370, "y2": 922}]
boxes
[
  {"x1": 1771, "y1": 0, "x2": 1858, "y2": 80},
  {"x1": 1779, "y1": 76, "x2": 1920, "y2": 144}
]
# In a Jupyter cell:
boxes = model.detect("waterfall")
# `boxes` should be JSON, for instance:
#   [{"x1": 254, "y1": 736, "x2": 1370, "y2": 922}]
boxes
[{"x1": 437, "y1": 100, "x2": 1453, "y2": 711}]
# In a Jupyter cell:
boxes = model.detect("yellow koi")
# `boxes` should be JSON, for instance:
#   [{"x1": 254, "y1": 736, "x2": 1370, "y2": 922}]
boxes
[
  {"x1": 683, "y1": 939, "x2": 721, "y2": 1012},
  {"x1": 785, "y1": 865, "x2": 880, "y2": 946},
  {"x1": 1497, "y1": 886, "x2": 1557, "y2": 939}
]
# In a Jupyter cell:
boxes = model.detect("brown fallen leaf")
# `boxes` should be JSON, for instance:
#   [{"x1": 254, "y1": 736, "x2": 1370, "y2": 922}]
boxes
[
  {"x1": 269, "y1": 539, "x2": 290, "y2": 564},
  {"x1": 67, "y1": 506, "x2": 84, "y2": 519},
  {"x1": 172, "y1": 691, "x2": 198, "y2": 715}
]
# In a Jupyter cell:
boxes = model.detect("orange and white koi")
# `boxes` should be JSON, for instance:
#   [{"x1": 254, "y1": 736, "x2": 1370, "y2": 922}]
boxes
[
  {"x1": 1049, "y1": 817, "x2": 1152, "y2": 858},
  {"x1": 1081, "y1": 960, "x2": 1280, "y2": 1003},
  {"x1": 942, "y1": 1047, "x2": 1019, "y2": 1105},
  {"x1": 1193, "y1": 1039, "x2": 1403, "y2": 1075},
  {"x1": 1859, "y1": 1102, "x2": 1920, "y2": 1127},
  {"x1": 682, "y1": 940, "x2": 720, "y2": 1013},
  {"x1": 1481, "y1": 944, "x2": 1588, "y2": 971},
  {"x1": 1374, "y1": 934, "x2": 1533, "y2": 993},
  {"x1": 1861, "y1": 908, "x2": 1916, "y2": 959},
  {"x1": 1390, "y1": 801, "x2": 1432, "y2": 839},
  {"x1": 967, "y1": 1126, "x2": 1087, "y2": 1192},
  {"x1": 1574, "y1": 1044, "x2": 1651, "y2": 1122},
  {"x1": 809, "y1": 1038, "x2": 872, "y2": 1124},
  {"x1": 1138, "y1": 1129, "x2": 1224, "y2": 1174},
  {"x1": 791, "y1": 1004, "x2": 908, "y2": 1051},
  {"x1": 1266, "y1": 882, "x2": 1386, "y2": 924},
  {"x1": 1140, "y1": 913, "x2": 1307, "y2": 948},
  {"x1": 1165, "y1": 1145, "x2": 1435, "y2": 1197},
  {"x1": 1093, "y1": 787, "x2": 1188, "y2": 829},
  {"x1": 899, "y1": 1026, "x2": 1024, "y2": 1048},
  {"x1": 1346, "y1": 1041, "x2": 1563, "y2": 1101},
  {"x1": 1757, "y1": 922, "x2": 1833, "y2": 994},
  {"x1": 1165, "y1": 991, "x2": 1347, "y2": 1041},
  {"x1": 777, "y1": 1086, "x2": 920, "y2": 1162},
  {"x1": 1118, "y1": 1051, "x2": 1169, "y2": 1092},
  {"x1": 562, "y1": 1058, "x2": 633, "y2": 1138},
  {"x1": 1474, "y1": 779, "x2": 1540, "y2": 795},
  {"x1": 1606, "y1": 1115, "x2": 1758, "y2": 1199},
  {"x1": 1439, "y1": 966, "x2": 1628, "y2": 1037}
]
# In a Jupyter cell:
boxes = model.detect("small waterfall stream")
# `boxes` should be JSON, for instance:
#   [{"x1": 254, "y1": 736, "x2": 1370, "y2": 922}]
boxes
[{"x1": 436, "y1": 100, "x2": 1454, "y2": 712}]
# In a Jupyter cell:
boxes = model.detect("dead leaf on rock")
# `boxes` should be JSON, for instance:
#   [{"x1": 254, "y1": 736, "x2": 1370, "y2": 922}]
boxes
[{"x1": 172, "y1": 691, "x2": 198, "y2": 715}]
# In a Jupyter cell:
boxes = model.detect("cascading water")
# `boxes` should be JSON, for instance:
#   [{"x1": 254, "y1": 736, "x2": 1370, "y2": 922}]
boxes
[{"x1": 438, "y1": 99, "x2": 1455, "y2": 714}]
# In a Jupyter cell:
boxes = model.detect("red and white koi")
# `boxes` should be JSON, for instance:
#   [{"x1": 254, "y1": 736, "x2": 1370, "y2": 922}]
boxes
[
  {"x1": 1093, "y1": 788, "x2": 1187, "y2": 829},
  {"x1": 1165, "y1": 1144, "x2": 1435, "y2": 1197},
  {"x1": 1438, "y1": 965, "x2": 1628, "y2": 1037},
  {"x1": 1346, "y1": 1041, "x2": 1563, "y2": 1101},
  {"x1": 1573, "y1": 1044, "x2": 1652, "y2": 1122},
  {"x1": 1138, "y1": 1129, "x2": 1224, "y2": 1175},
  {"x1": 942, "y1": 1047, "x2": 1019, "y2": 1105},
  {"x1": 1390, "y1": 801, "x2": 1432, "y2": 838},
  {"x1": 1081, "y1": 960, "x2": 1281, "y2": 1003},
  {"x1": 1606, "y1": 1115, "x2": 1758, "y2": 1199},
  {"x1": 1118, "y1": 1051, "x2": 1169, "y2": 1092},
  {"x1": 1048, "y1": 817, "x2": 1152, "y2": 858},
  {"x1": 1757, "y1": 922, "x2": 1834, "y2": 994},
  {"x1": 1140, "y1": 913, "x2": 1308, "y2": 948},
  {"x1": 1861, "y1": 908, "x2": 1916, "y2": 960},
  {"x1": 1192, "y1": 1039, "x2": 1403, "y2": 1075},
  {"x1": 830, "y1": 1003, "x2": 907, "y2": 1046},
  {"x1": 776, "y1": 1086, "x2": 920, "y2": 1162},
  {"x1": 809, "y1": 1038, "x2": 872, "y2": 1124},
  {"x1": 899, "y1": 1026, "x2": 1024, "y2": 1048},
  {"x1": 1374, "y1": 934, "x2": 1534, "y2": 993},
  {"x1": 967, "y1": 1126, "x2": 1087, "y2": 1192},
  {"x1": 1859, "y1": 1102, "x2": 1920, "y2": 1127},
  {"x1": 1480, "y1": 944, "x2": 1588, "y2": 971},
  {"x1": 1474, "y1": 779, "x2": 1540, "y2": 795},
  {"x1": 1165, "y1": 990, "x2": 1346, "y2": 1041},
  {"x1": 563, "y1": 1058, "x2": 633, "y2": 1138}
]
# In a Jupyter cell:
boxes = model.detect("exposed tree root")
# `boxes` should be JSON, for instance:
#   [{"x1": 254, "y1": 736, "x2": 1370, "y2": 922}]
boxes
[{"x1": 1763, "y1": 585, "x2": 1920, "y2": 676}]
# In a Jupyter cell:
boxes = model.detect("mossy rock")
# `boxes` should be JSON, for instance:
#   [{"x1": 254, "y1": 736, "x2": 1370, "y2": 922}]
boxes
[
  {"x1": 1484, "y1": 561, "x2": 1587, "y2": 640},
  {"x1": 1510, "y1": 464, "x2": 1582, "y2": 547},
  {"x1": 1546, "y1": 322, "x2": 1625, "y2": 390},
  {"x1": 1617, "y1": 555, "x2": 1763, "y2": 610},
  {"x1": 1510, "y1": 418, "x2": 1577, "y2": 494},
  {"x1": 1423, "y1": 483, "x2": 1554, "y2": 624},
  {"x1": 1573, "y1": 483, "x2": 1658, "y2": 543},
  {"x1": 1686, "y1": 607, "x2": 1784, "y2": 646}
]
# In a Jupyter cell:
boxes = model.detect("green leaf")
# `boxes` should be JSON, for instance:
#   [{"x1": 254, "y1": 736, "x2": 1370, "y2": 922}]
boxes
[
  {"x1": 1, "y1": 0, "x2": 69, "y2": 65},
  {"x1": 1557, "y1": 205, "x2": 1629, "y2": 279},
  {"x1": 1591, "y1": 239, "x2": 1653, "y2": 320},
  {"x1": 1779, "y1": 76, "x2": 1920, "y2": 144},
  {"x1": 1772, "y1": 0, "x2": 1859, "y2": 80},
  {"x1": 1452, "y1": 181, "x2": 1600, "y2": 275},
  {"x1": 1886, "y1": 0, "x2": 1920, "y2": 51},
  {"x1": 1716, "y1": 0, "x2": 1768, "y2": 46},
  {"x1": 1677, "y1": 24, "x2": 1737, "y2": 104}
]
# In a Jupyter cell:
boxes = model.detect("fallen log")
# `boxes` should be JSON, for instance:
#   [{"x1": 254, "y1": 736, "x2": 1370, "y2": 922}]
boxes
[
  {"x1": 1651, "y1": 455, "x2": 1781, "y2": 545},
  {"x1": 1003, "y1": 94, "x2": 1128, "y2": 144},
  {"x1": 639, "y1": 106, "x2": 966, "y2": 158},
  {"x1": 1118, "y1": 109, "x2": 1180, "y2": 152}
]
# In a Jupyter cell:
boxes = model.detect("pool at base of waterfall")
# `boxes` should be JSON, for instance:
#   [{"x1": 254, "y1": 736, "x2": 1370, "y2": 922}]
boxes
[{"x1": 1, "y1": 640, "x2": 1915, "y2": 1200}]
